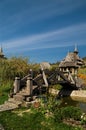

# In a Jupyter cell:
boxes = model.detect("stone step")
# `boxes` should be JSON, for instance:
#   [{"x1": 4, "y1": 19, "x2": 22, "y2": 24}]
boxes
[
  {"x1": 0, "y1": 124, "x2": 4, "y2": 130},
  {"x1": 0, "y1": 102, "x2": 18, "y2": 112},
  {"x1": 7, "y1": 98, "x2": 22, "y2": 106},
  {"x1": 13, "y1": 94, "x2": 25, "y2": 101},
  {"x1": 18, "y1": 89, "x2": 27, "y2": 93},
  {"x1": 18, "y1": 91, "x2": 30, "y2": 96}
]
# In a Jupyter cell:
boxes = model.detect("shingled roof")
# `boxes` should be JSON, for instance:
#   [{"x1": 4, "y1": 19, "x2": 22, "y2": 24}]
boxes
[
  {"x1": 59, "y1": 47, "x2": 84, "y2": 68},
  {"x1": 59, "y1": 61, "x2": 78, "y2": 68}
]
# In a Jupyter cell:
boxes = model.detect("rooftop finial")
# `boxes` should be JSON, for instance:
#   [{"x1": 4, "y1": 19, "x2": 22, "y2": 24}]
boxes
[{"x1": 74, "y1": 43, "x2": 78, "y2": 54}]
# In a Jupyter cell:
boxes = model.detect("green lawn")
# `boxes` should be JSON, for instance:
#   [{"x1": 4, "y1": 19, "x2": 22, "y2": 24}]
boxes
[
  {"x1": 0, "y1": 81, "x2": 12, "y2": 105},
  {"x1": 0, "y1": 109, "x2": 82, "y2": 130}
]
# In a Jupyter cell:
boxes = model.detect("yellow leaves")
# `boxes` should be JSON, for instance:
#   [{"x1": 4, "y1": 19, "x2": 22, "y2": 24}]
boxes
[{"x1": 78, "y1": 73, "x2": 86, "y2": 81}]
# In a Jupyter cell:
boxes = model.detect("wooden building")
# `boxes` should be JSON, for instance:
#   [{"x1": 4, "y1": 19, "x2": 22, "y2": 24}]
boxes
[{"x1": 59, "y1": 46, "x2": 84, "y2": 78}]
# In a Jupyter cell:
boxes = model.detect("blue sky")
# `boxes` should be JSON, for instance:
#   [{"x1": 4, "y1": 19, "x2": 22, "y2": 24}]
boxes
[{"x1": 0, "y1": 0, "x2": 86, "y2": 63}]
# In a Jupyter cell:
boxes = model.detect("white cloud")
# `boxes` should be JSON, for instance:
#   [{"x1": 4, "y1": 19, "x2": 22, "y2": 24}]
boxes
[{"x1": 2, "y1": 22, "x2": 86, "y2": 52}]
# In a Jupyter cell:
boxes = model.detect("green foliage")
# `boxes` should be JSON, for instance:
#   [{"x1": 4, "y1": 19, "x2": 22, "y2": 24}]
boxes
[
  {"x1": 0, "y1": 111, "x2": 44, "y2": 130},
  {"x1": 0, "y1": 57, "x2": 41, "y2": 82},
  {"x1": 81, "y1": 113, "x2": 86, "y2": 125},
  {"x1": 61, "y1": 106, "x2": 82, "y2": 120},
  {"x1": 0, "y1": 57, "x2": 30, "y2": 81},
  {"x1": 0, "y1": 80, "x2": 13, "y2": 92},
  {"x1": 50, "y1": 84, "x2": 62, "y2": 90},
  {"x1": 0, "y1": 110, "x2": 82, "y2": 130},
  {"x1": 46, "y1": 96, "x2": 61, "y2": 112},
  {"x1": 0, "y1": 81, "x2": 12, "y2": 104},
  {"x1": 0, "y1": 93, "x2": 8, "y2": 105},
  {"x1": 54, "y1": 108, "x2": 62, "y2": 122},
  {"x1": 7, "y1": 57, "x2": 30, "y2": 78},
  {"x1": 81, "y1": 119, "x2": 86, "y2": 125},
  {"x1": 79, "y1": 68, "x2": 86, "y2": 75},
  {"x1": 0, "y1": 92, "x2": 83, "y2": 130},
  {"x1": 51, "y1": 62, "x2": 59, "y2": 70},
  {"x1": 29, "y1": 63, "x2": 40, "y2": 71}
]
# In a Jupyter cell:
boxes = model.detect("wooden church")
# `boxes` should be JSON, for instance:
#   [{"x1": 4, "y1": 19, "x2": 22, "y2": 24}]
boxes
[{"x1": 59, "y1": 45, "x2": 84, "y2": 78}]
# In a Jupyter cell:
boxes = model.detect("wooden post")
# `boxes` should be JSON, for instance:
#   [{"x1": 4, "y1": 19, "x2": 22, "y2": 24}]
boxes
[
  {"x1": 75, "y1": 68, "x2": 78, "y2": 79},
  {"x1": 68, "y1": 71, "x2": 75, "y2": 84},
  {"x1": 41, "y1": 68, "x2": 48, "y2": 87},
  {"x1": 26, "y1": 75, "x2": 33, "y2": 96},
  {"x1": 13, "y1": 77, "x2": 20, "y2": 94},
  {"x1": 30, "y1": 69, "x2": 33, "y2": 97},
  {"x1": 58, "y1": 75, "x2": 60, "y2": 81}
]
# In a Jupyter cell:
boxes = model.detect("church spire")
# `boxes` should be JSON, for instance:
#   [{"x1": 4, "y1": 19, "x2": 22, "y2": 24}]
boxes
[
  {"x1": 0, "y1": 45, "x2": 5, "y2": 58},
  {"x1": 74, "y1": 44, "x2": 78, "y2": 54},
  {"x1": 0, "y1": 45, "x2": 3, "y2": 53}
]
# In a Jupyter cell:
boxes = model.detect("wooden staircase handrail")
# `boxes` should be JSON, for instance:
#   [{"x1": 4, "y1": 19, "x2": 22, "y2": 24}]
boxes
[{"x1": 21, "y1": 74, "x2": 31, "y2": 81}]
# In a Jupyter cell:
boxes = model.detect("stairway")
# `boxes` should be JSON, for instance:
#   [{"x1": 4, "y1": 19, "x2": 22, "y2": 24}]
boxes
[
  {"x1": 0, "y1": 98, "x2": 22, "y2": 112},
  {"x1": 0, "y1": 88, "x2": 28, "y2": 112},
  {"x1": 0, "y1": 85, "x2": 39, "y2": 112},
  {"x1": 13, "y1": 88, "x2": 31, "y2": 102}
]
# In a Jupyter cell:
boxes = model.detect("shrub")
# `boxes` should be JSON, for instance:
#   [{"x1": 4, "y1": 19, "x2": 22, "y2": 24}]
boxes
[
  {"x1": 54, "y1": 109, "x2": 63, "y2": 122},
  {"x1": 61, "y1": 106, "x2": 82, "y2": 120},
  {"x1": 54, "y1": 106, "x2": 82, "y2": 122},
  {"x1": 0, "y1": 57, "x2": 30, "y2": 81},
  {"x1": 0, "y1": 81, "x2": 13, "y2": 104}
]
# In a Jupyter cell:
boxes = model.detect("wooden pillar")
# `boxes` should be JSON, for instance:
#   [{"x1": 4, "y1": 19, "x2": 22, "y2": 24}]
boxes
[
  {"x1": 42, "y1": 68, "x2": 48, "y2": 87},
  {"x1": 13, "y1": 77, "x2": 20, "y2": 94},
  {"x1": 26, "y1": 75, "x2": 33, "y2": 96},
  {"x1": 60, "y1": 68, "x2": 61, "y2": 71},
  {"x1": 66, "y1": 68, "x2": 68, "y2": 72},
  {"x1": 58, "y1": 75, "x2": 60, "y2": 81},
  {"x1": 75, "y1": 68, "x2": 78, "y2": 79}
]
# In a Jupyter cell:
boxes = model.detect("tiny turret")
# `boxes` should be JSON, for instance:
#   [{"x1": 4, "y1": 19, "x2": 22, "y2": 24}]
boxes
[
  {"x1": 0, "y1": 45, "x2": 6, "y2": 59},
  {"x1": 74, "y1": 44, "x2": 78, "y2": 54}
]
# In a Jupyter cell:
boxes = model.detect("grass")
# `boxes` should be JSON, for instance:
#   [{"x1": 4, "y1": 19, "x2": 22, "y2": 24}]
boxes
[
  {"x1": 51, "y1": 84, "x2": 62, "y2": 90},
  {"x1": 0, "y1": 80, "x2": 13, "y2": 104},
  {"x1": 0, "y1": 109, "x2": 82, "y2": 130},
  {"x1": 0, "y1": 74, "x2": 85, "y2": 130}
]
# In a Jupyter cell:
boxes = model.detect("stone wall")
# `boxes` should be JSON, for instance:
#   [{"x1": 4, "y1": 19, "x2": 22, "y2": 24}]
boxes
[{"x1": 49, "y1": 89, "x2": 86, "y2": 102}]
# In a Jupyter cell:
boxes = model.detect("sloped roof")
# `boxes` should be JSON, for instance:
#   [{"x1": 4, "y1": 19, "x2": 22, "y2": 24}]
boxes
[
  {"x1": 59, "y1": 61, "x2": 78, "y2": 68},
  {"x1": 59, "y1": 51, "x2": 84, "y2": 68}
]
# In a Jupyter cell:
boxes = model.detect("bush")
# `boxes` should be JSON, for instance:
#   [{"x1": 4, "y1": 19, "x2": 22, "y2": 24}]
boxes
[
  {"x1": 61, "y1": 106, "x2": 82, "y2": 120},
  {"x1": 54, "y1": 109, "x2": 63, "y2": 122},
  {"x1": 54, "y1": 106, "x2": 82, "y2": 122},
  {"x1": 0, "y1": 109, "x2": 81, "y2": 130},
  {"x1": 0, "y1": 57, "x2": 30, "y2": 81},
  {"x1": 0, "y1": 81, "x2": 13, "y2": 104}
]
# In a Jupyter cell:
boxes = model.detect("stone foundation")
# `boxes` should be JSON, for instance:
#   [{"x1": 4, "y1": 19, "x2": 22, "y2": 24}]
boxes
[{"x1": 49, "y1": 89, "x2": 86, "y2": 102}]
